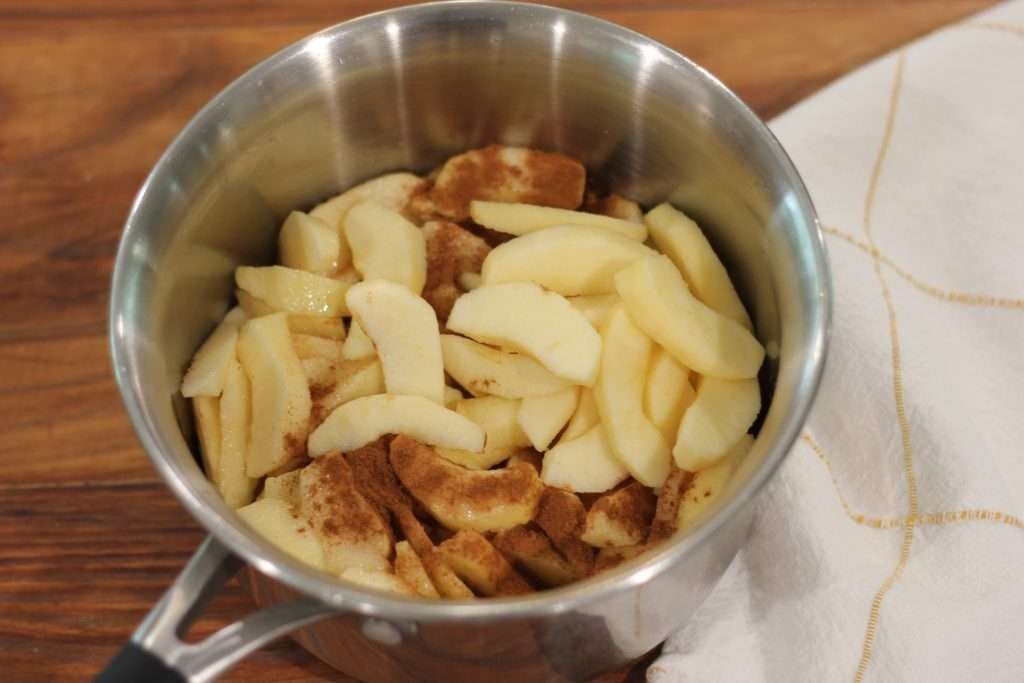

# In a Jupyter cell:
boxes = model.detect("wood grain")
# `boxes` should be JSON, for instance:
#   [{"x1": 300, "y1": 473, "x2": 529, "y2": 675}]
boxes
[{"x1": 0, "y1": 1, "x2": 995, "y2": 681}]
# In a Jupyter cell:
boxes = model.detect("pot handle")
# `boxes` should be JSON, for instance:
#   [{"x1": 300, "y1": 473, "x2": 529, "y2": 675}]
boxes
[{"x1": 95, "y1": 535, "x2": 336, "y2": 683}]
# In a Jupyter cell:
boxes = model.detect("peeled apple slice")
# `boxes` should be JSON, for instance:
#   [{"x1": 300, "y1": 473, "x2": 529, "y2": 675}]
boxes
[
  {"x1": 615, "y1": 255, "x2": 764, "y2": 379},
  {"x1": 517, "y1": 387, "x2": 579, "y2": 451},
  {"x1": 308, "y1": 394, "x2": 485, "y2": 456},
  {"x1": 480, "y1": 225, "x2": 656, "y2": 295},
  {"x1": 673, "y1": 377, "x2": 760, "y2": 471},
  {"x1": 436, "y1": 396, "x2": 531, "y2": 470},
  {"x1": 346, "y1": 279, "x2": 444, "y2": 404},
  {"x1": 469, "y1": 201, "x2": 647, "y2": 241},
  {"x1": 594, "y1": 305, "x2": 671, "y2": 487},
  {"x1": 645, "y1": 203, "x2": 752, "y2": 329},
  {"x1": 560, "y1": 388, "x2": 599, "y2": 442},
  {"x1": 440, "y1": 334, "x2": 571, "y2": 398},
  {"x1": 343, "y1": 202, "x2": 426, "y2": 294},
  {"x1": 235, "y1": 266, "x2": 352, "y2": 317},
  {"x1": 446, "y1": 282, "x2": 601, "y2": 385},
  {"x1": 643, "y1": 347, "x2": 696, "y2": 444},
  {"x1": 310, "y1": 172, "x2": 423, "y2": 230},
  {"x1": 181, "y1": 307, "x2": 246, "y2": 397},
  {"x1": 278, "y1": 211, "x2": 341, "y2": 276},
  {"x1": 541, "y1": 425, "x2": 629, "y2": 493}
]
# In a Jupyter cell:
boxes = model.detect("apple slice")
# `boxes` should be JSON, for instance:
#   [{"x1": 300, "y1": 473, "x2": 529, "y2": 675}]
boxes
[
  {"x1": 673, "y1": 377, "x2": 760, "y2": 471},
  {"x1": 291, "y1": 333, "x2": 343, "y2": 362},
  {"x1": 469, "y1": 201, "x2": 647, "y2": 240},
  {"x1": 534, "y1": 487, "x2": 594, "y2": 576},
  {"x1": 594, "y1": 305, "x2": 671, "y2": 487},
  {"x1": 237, "y1": 314, "x2": 311, "y2": 477},
  {"x1": 581, "y1": 482, "x2": 656, "y2": 548},
  {"x1": 300, "y1": 452, "x2": 392, "y2": 573},
  {"x1": 677, "y1": 434, "x2": 752, "y2": 531},
  {"x1": 215, "y1": 361, "x2": 258, "y2": 507},
  {"x1": 394, "y1": 507, "x2": 475, "y2": 599},
  {"x1": 560, "y1": 388, "x2": 599, "y2": 441},
  {"x1": 236, "y1": 498, "x2": 326, "y2": 571},
  {"x1": 443, "y1": 385, "x2": 463, "y2": 407},
  {"x1": 278, "y1": 210, "x2": 341, "y2": 276},
  {"x1": 346, "y1": 279, "x2": 444, "y2": 404},
  {"x1": 236, "y1": 265, "x2": 352, "y2": 317},
  {"x1": 646, "y1": 466, "x2": 691, "y2": 544},
  {"x1": 394, "y1": 541, "x2": 440, "y2": 598},
  {"x1": 644, "y1": 347, "x2": 696, "y2": 444},
  {"x1": 437, "y1": 396, "x2": 531, "y2": 470},
  {"x1": 440, "y1": 334, "x2": 571, "y2": 398},
  {"x1": 390, "y1": 435, "x2": 543, "y2": 533},
  {"x1": 645, "y1": 203, "x2": 752, "y2": 330},
  {"x1": 540, "y1": 425, "x2": 629, "y2": 493},
  {"x1": 493, "y1": 526, "x2": 580, "y2": 587},
  {"x1": 260, "y1": 469, "x2": 302, "y2": 507},
  {"x1": 615, "y1": 255, "x2": 764, "y2": 379},
  {"x1": 308, "y1": 394, "x2": 484, "y2": 456},
  {"x1": 181, "y1": 307, "x2": 246, "y2": 397},
  {"x1": 343, "y1": 202, "x2": 426, "y2": 294},
  {"x1": 310, "y1": 172, "x2": 424, "y2": 230},
  {"x1": 306, "y1": 358, "x2": 385, "y2": 427},
  {"x1": 342, "y1": 320, "x2": 375, "y2": 360},
  {"x1": 446, "y1": 282, "x2": 601, "y2": 385},
  {"x1": 567, "y1": 294, "x2": 620, "y2": 329},
  {"x1": 287, "y1": 315, "x2": 346, "y2": 341},
  {"x1": 517, "y1": 387, "x2": 579, "y2": 451},
  {"x1": 481, "y1": 225, "x2": 655, "y2": 295},
  {"x1": 192, "y1": 395, "x2": 221, "y2": 481},
  {"x1": 438, "y1": 530, "x2": 533, "y2": 596}
]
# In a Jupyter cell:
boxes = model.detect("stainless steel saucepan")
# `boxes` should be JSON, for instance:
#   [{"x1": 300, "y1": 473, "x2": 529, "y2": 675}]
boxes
[{"x1": 102, "y1": 2, "x2": 830, "y2": 681}]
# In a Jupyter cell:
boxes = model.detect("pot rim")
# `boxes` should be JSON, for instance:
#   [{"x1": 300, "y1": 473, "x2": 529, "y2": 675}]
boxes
[{"x1": 109, "y1": 0, "x2": 831, "y2": 623}]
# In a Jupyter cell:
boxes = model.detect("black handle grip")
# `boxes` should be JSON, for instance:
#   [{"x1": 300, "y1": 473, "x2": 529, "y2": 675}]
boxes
[{"x1": 95, "y1": 642, "x2": 187, "y2": 683}]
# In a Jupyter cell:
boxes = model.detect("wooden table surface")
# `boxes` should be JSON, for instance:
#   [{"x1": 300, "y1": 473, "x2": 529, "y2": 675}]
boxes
[{"x1": 0, "y1": 1, "x2": 996, "y2": 681}]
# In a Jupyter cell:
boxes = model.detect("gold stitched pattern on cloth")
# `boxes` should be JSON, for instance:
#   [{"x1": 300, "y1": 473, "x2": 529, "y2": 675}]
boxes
[
  {"x1": 822, "y1": 226, "x2": 1024, "y2": 310},
  {"x1": 853, "y1": 49, "x2": 918, "y2": 683}
]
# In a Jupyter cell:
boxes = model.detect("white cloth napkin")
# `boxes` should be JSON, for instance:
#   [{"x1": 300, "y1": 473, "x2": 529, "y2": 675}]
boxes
[{"x1": 651, "y1": 2, "x2": 1024, "y2": 681}]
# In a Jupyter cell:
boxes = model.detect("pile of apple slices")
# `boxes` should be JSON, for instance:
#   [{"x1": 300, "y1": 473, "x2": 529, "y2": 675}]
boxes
[{"x1": 180, "y1": 146, "x2": 765, "y2": 599}]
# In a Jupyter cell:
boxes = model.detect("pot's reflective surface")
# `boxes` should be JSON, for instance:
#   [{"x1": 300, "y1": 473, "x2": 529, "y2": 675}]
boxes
[{"x1": 109, "y1": 2, "x2": 828, "y2": 681}]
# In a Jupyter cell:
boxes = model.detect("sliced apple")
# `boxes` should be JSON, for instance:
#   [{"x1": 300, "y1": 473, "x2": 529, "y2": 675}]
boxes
[
  {"x1": 615, "y1": 255, "x2": 764, "y2": 379},
  {"x1": 300, "y1": 452, "x2": 392, "y2": 573},
  {"x1": 446, "y1": 282, "x2": 601, "y2": 385},
  {"x1": 673, "y1": 377, "x2": 760, "y2": 471},
  {"x1": 237, "y1": 314, "x2": 311, "y2": 477},
  {"x1": 394, "y1": 507, "x2": 474, "y2": 599},
  {"x1": 390, "y1": 435, "x2": 543, "y2": 533},
  {"x1": 338, "y1": 568, "x2": 416, "y2": 596},
  {"x1": 346, "y1": 279, "x2": 444, "y2": 404},
  {"x1": 481, "y1": 225, "x2": 655, "y2": 296},
  {"x1": 541, "y1": 425, "x2": 629, "y2": 493},
  {"x1": 236, "y1": 498, "x2": 326, "y2": 571},
  {"x1": 260, "y1": 469, "x2": 302, "y2": 508},
  {"x1": 236, "y1": 265, "x2": 352, "y2": 317},
  {"x1": 343, "y1": 202, "x2": 426, "y2": 294},
  {"x1": 567, "y1": 294, "x2": 620, "y2": 329},
  {"x1": 310, "y1": 172, "x2": 424, "y2": 230},
  {"x1": 438, "y1": 530, "x2": 532, "y2": 596},
  {"x1": 308, "y1": 394, "x2": 484, "y2": 456},
  {"x1": 594, "y1": 305, "x2": 671, "y2": 487},
  {"x1": 534, "y1": 487, "x2": 594, "y2": 576},
  {"x1": 393, "y1": 541, "x2": 440, "y2": 598},
  {"x1": 437, "y1": 396, "x2": 531, "y2": 470},
  {"x1": 192, "y1": 395, "x2": 221, "y2": 480},
  {"x1": 517, "y1": 387, "x2": 579, "y2": 451},
  {"x1": 278, "y1": 210, "x2": 341, "y2": 276},
  {"x1": 469, "y1": 201, "x2": 647, "y2": 241},
  {"x1": 440, "y1": 334, "x2": 572, "y2": 398},
  {"x1": 181, "y1": 307, "x2": 246, "y2": 397},
  {"x1": 235, "y1": 288, "x2": 276, "y2": 317},
  {"x1": 215, "y1": 360, "x2": 258, "y2": 507},
  {"x1": 581, "y1": 482, "x2": 656, "y2": 548},
  {"x1": 677, "y1": 435, "x2": 752, "y2": 531},
  {"x1": 342, "y1": 320, "x2": 375, "y2": 360},
  {"x1": 287, "y1": 315, "x2": 346, "y2": 341},
  {"x1": 443, "y1": 385, "x2": 463, "y2": 407},
  {"x1": 422, "y1": 220, "x2": 490, "y2": 321},
  {"x1": 644, "y1": 347, "x2": 696, "y2": 444},
  {"x1": 646, "y1": 466, "x2": 692, "y2": 544},
  {"x1": 493, "y1": 526, "x2": 580, "y2": 587},
  {"x1": 645, "y1": 203, "x2": 752, "y2": 330},
  {"x1": 291, "y1": 333, "x2": 343, "y2": 362},
  {"x1": 560, "y1": 388, "x2": 599, "y2": 441}
]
